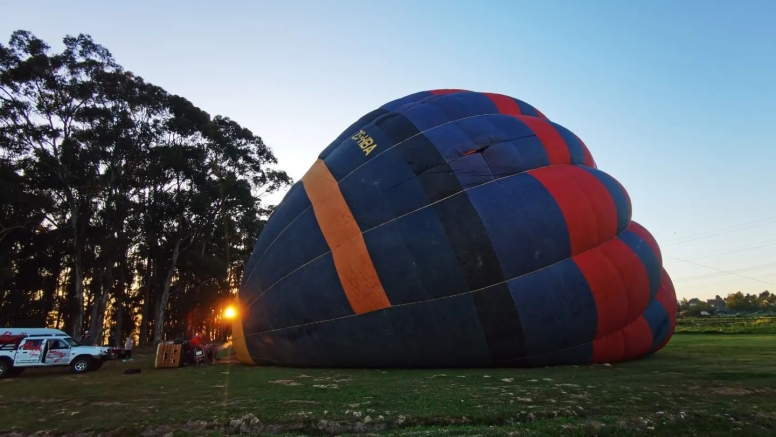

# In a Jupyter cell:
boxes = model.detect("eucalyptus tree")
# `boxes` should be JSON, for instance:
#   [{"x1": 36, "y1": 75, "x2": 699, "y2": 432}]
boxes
[{"x1": 0, "y1": 30, "x2": 291, "y2": 343}]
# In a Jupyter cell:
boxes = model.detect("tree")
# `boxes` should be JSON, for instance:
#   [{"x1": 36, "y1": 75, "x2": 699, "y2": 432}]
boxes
[
  {"x1": 0, "y1": 30, "x2": 291, "y2": 345},
  {"x1": 0, "y1": 30, "x2": 123, "y2": 337},
  {"x1": 677, "y1": 297, "x2": 715, "y2": 316},
  {"x1": 723, "y1": 291, "x2": 774, "y2": 312}
]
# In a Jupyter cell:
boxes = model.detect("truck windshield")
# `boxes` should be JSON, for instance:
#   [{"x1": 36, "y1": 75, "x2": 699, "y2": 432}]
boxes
[{"x1": 63, "y1": 337, "x2": 79, "y2": 347}]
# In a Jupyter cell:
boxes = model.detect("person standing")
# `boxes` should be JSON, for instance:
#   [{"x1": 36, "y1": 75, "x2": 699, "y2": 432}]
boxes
[{"x1": 124, "y1": 336, "x2": 133, "y2": 361}]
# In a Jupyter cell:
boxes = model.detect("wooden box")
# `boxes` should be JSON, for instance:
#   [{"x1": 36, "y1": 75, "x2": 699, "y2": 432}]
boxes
[{"x1": 155, "y1": 343, "x2": 182, "y2": 368}]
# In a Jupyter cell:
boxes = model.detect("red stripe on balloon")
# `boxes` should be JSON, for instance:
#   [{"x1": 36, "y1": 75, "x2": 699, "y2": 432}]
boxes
[
  {"x1": 483, "y1": 93, "x2": 522, "y2": 116},
  {"x1": 622, "y1": 316, "x2": 654, "y2": 361},
  {"x1": 514, "y1": 115, "x2": 571, "y2": 165},
  {"x1": 600, "y1": 238, "x2": 652, "y2": 325},
  {"x1": 574, "y1": 246, "x2": 627, "y2": 339},
  {"x1": 592, "y1": 331, "x2": 624, "y2": 363},
  {"x1": 574, "y1": 238, "x2": 651, "y2": 340},
  {"x1": 575, "y1": 133, "x2": 597, "y2": 168},
  {"x1": 430, "y1": 89, "x2": 467, "y2": 95},
  {"x1": 593, "y1": 316, "x2": 654, "y2": 363},
  {"x1": 654, "y1": 269, "x2": 677, "y2": 351},
  {"x1": 530, "y1": 165, "x2": 618, "y2": 255}
]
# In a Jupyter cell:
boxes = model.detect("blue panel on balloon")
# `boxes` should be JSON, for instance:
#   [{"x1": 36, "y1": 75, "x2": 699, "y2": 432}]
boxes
[{"x1": 508, "y1": 258, "x2": 598, "y2": 358}]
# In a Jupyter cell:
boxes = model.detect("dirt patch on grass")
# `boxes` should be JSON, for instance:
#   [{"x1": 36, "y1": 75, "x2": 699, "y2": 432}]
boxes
[
  {"x1": 707, "y1": 386, "x2": 775, "y2": 396},
  {"x1": 267, "y1": 379, "x2": 301, "y2": 386},
  {"x1": 754, "y1": 411, "x2": 776, "y2": 420}
]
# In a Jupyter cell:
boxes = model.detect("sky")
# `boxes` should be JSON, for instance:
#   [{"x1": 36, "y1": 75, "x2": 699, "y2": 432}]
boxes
[{"x1": 3, "y1": 0, "x2": 776, "y2": 301}]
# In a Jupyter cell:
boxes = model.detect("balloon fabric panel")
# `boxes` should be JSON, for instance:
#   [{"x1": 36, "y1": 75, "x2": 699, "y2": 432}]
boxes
[{"x1": 233, "y1": 89, "x2": 677, "y2": 368}]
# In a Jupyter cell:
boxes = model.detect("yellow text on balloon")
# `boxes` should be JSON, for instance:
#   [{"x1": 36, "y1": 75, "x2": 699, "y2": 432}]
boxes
[{"x1": 351, "y1": 130, "x2": 377, "y2": 156}]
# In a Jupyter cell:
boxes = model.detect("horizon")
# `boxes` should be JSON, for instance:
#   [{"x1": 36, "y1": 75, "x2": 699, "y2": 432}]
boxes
[{"x1": 3, "y1": 0, "x2": 775, "y2": 301}]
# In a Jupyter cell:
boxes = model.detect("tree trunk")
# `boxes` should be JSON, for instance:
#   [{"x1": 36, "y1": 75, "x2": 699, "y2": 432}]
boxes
[
  {"x1": 62, "y1": 269, "x2": 77, "y2": 332},
  {"x1": 91, "y1": 261, "x2": 113, "y2": 345},
  {"x1": 68, "y1": 199, "x2": 85, "y2": 339},
  {"x1": 139, "y1": 258, "x2": 153, "y2": 346},
  {"x1": 223, "y1": 215, "x2": 231, "y2": 286},
  {"x1": 88, "y1": 284, "x2": 102, "y2": 344},
  {"x1": 153, "y1": 239, "x2": 182, "y2": 344},
  {"x1": 115, "y1": 256, "x2": 126, "y2": 350},
  {"x1": 71, "y1": 241, "x2": 85, "y2": 337},
  {"x1": 89, "y1": 269, "x2": 103, "y2": 341}
]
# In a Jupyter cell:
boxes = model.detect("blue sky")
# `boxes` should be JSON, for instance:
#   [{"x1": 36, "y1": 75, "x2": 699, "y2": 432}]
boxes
[{"x1": 3, "y1": 0, "x2": 775, "y2": 300}]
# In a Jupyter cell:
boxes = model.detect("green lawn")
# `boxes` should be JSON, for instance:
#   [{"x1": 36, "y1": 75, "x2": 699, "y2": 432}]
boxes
[{"x1": 1, "y1": 334, "x2": 775, "y2": 437}]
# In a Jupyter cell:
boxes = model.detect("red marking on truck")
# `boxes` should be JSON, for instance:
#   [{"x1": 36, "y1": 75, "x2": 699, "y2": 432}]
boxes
[{"x1": 47, "y1": 350, "x2": 67, "y2": 362}]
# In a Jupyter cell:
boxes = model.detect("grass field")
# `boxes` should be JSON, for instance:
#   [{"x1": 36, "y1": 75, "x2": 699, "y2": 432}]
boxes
[{"x1": 1, "y1": 332, "x2": 775, "y2": 437}]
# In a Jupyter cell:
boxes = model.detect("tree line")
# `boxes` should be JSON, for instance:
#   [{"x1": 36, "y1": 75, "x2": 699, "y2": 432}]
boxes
[
  {"x1": 678, "y1": 290, "x2": 775, "y2": 316},
  {"x1": 0, "y1": 30, "x2": 291, "y2": 346}
]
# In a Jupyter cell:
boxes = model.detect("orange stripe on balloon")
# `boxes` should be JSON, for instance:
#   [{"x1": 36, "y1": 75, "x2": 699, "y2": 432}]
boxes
[
  {"x1": 301, "y1": 159, "x2": 392, "y2": 314},
  {"x1": 231, "y1": 305, "x2": 256, "y2": 365}
]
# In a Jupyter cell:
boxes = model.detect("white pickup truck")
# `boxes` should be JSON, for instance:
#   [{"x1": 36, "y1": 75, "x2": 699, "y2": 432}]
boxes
[{"x1": 0, "y1": 328, "x2": 113, "y2": 379}]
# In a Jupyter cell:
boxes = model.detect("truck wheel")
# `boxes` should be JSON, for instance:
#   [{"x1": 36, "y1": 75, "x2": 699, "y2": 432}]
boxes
[
  {"x1": 70, "y1": 356, "x2": 94, "y2": 374},
  {"x1": 0, "y1": 360, "x2": 10, "y2": 379}
]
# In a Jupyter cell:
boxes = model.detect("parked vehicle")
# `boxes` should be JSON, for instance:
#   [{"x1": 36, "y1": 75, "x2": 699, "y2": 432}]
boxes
[{"x1": 0, "y1": 328, "x2": 113, "y2": 379}]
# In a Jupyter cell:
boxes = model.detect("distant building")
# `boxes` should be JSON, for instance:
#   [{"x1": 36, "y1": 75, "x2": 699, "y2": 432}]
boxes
[{"x1": 707, "y1": 295, "x2": 727, "y2": 312}]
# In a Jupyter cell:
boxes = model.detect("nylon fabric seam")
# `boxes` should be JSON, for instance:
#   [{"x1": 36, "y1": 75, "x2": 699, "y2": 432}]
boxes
[
  {"x1": 246, "y1": 161, "x2": 585, "y2": 308},
  {"x1": 243, "y1": 295, "x2": 665, "y2": 367},
  {"x1": 243, "y1": 225, "x2": 630, "y2": 338},
  {"x1": 239, "y1": 111, "x2": 510, "y2": 290},
  {"x1": 243, "y1": 315, "x2": 618, "y2": 366}
]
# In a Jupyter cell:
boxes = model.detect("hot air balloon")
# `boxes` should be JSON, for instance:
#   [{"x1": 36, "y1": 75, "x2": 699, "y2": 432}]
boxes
[{"x1": 232, "y1": 89, "x2": 677, "y2": 368}]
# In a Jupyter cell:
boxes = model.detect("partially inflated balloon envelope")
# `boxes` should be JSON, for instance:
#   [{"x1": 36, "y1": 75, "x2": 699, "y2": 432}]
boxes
[{"x1": 233, "y1": 89, "x2": 677, "y2": 368}]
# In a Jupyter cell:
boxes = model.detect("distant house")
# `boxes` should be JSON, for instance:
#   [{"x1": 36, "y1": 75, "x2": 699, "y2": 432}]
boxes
[{"x1": 707, "y1": 295, "x2": 727, "y2": 312}]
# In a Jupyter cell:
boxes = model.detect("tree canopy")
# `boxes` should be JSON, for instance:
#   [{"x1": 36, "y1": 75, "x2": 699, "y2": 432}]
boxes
[
  {"x1": 678, "y1": 291, "x2": 775, "y2": 316},
  {"x1": 0, "y1": 30, "x2": 291, "y2": 345}
]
